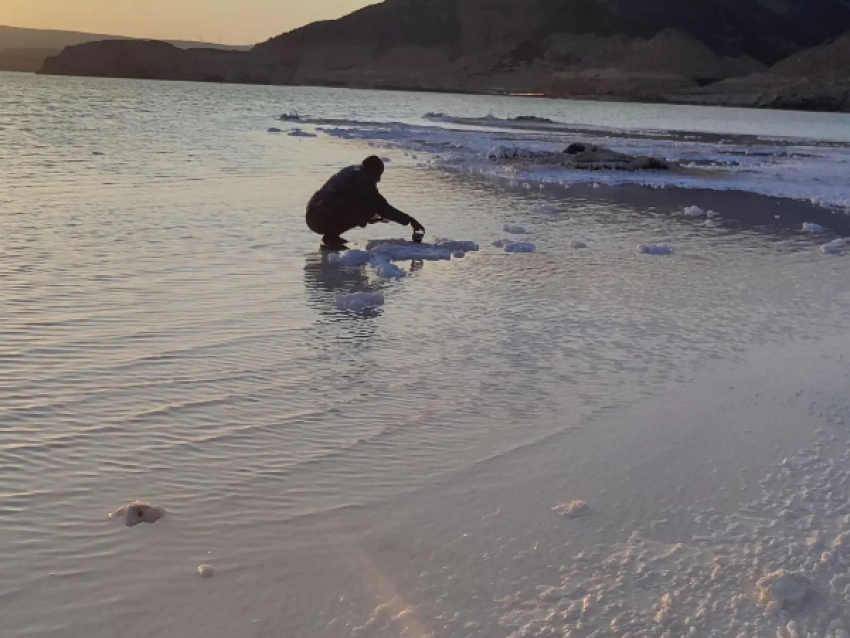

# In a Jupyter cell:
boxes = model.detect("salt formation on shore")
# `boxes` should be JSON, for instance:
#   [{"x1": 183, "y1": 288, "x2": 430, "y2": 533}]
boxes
[
  {"x1": 495, "y1": 432, "x2": 850, "y2": 638},
  {"x1": 109, "y1": 501, "x2": 166, "y2": 527},
  {"x1": 803, "y1": 223, "x2": 826, "y2": 232}
]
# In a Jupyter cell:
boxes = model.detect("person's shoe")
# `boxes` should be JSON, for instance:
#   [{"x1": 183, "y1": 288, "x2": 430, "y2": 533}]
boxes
[{"x1": 321, "y1": 235, "x2": 348, "y2": 250}]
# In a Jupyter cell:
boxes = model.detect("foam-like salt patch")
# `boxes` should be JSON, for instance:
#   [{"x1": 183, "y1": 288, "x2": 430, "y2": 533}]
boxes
[
  {"x1": 683, "y1": 205, "x2": 705, "y2": 217},
  {"x1": 503, "y1": 224, "x2": 527, "y2": 234},
  {"x1": 802, "y1": 223, "x2": 826, "y2": 232},
  {"x1": 334, "y1": 291, "x2": 384, "y2": 312},
  {"x1": 109, "y1": 500, "x2": 166, "y2": 527},
  {"x1": 504, "y1": 241, "x2": 536, "y2": 253},
  {"x1": 638, "y1": 244, "x2": 673, "y2": 256}
]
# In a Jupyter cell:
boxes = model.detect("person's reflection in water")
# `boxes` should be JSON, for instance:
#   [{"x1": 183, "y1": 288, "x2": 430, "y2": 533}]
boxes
[{"x1": 303, "y1": 253, "x2": 424, "y2": 321}]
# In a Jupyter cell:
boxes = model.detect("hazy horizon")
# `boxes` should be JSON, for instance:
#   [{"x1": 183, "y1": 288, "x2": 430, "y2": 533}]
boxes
[{"x1": 0, "y1": 0, "x2": 377, "y2": 45}]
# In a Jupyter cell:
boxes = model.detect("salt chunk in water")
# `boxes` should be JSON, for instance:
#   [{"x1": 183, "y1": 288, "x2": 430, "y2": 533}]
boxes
[
  {"x1": 336, "y1": 250, "x2": 373, "y2": 267},
  {"x1": 334, "y1": 292, "x2": 384, "y2": 312},
  {"x1": 638, "y1": 244, "x2": 673, "y2": 256},
  {"x1": 504, "y1": 241, "x2": 536, "y2": 253},
  {"x1": 372, "y1": 259, "x2": 406, "y2": 279},
  {"x1": 821, "y1": 238, "x2": 846, "y2": 255},
  {"x1": 553, "y1": 500, "x2": 590, "y2": 518},
  {"x1": 433, "y1": 239, "x2": 479, "y2": 253},
  {"x1": 802, "y1": 223, "x2": 825, "y2": 232},
  {"x1": 756, "y1": 570, "x2": 811, "y2": 611},
  {"x1": 683, "y1": 205, "x2": 705, "y2": 217},
  {"x1": 198, "y1": 564, "x2": 214, "y2": 578},
  {"x1": 109, "y1": 500, "x2": 166, "y2": 527},
  {"x1": 503, "y1": 224, "x2": 527, "y2": 234}
]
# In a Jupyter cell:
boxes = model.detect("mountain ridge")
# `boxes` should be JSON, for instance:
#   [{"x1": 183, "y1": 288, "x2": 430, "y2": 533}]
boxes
[{"x1": 35, "y1": 0, "x2": 850, "y2": 112}]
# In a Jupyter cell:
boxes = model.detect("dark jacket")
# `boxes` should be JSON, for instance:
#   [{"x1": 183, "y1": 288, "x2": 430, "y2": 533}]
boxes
[{"x1": 307, "y1": 165, "x2": 411, "y2": 225}]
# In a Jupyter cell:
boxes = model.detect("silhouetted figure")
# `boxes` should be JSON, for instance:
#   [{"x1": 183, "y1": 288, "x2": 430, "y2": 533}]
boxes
[{"x1": 306, "y1": 156, "x2": 425, "y2": 249}]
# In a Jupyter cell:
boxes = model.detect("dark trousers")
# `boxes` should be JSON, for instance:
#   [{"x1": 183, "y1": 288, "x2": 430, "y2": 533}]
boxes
[{"x1": 306, "y1": 202, "x2": 372, "y2": 238}]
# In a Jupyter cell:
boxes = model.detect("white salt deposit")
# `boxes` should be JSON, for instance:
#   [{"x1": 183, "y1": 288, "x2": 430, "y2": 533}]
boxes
[
  {"x1": 802, "y1": 223, "x2": 826, "y2": 232},
  {"x1": 433, "y1": 239, "x2": 479, "y2": 253},
  {"x1": 503, "y1": 224, "x2": 527, "y2": 234},
  {"x1": 370, "y1": 256, "x2": 407, "y2": 279},
  {"x1": 638, "y1": 244, "x2": 673, "y2": 256},
  {"x1": 504, "y1": 241, "x2": 536, "y2": 253},
  {"x1": 334, "y1": 292, "x2": 385, "y2": 312},
  {"x1": 197, "y1": 564, "x2": 215, "y2": 578},
  {"x1": 683, "y1": 205, "x2": 705, "y2": 217},
  {"x1": 821, "y1": 238, "x2": 846, "y2": 255},
  {"x1": 552, "y1": 500, "x2": 590, "y2": 518},
  {"x1": 368, "y1": 242, "x2": 452, "y2": 261},
  {"x1": 334, "y1": 250, "x2": 373, "y2": 267},
  {"x1": 109, "y1": 500, "x2": 166, "y2": 527}
]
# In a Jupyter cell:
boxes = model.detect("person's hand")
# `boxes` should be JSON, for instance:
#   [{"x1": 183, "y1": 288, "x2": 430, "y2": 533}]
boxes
[{"x1": 410, "y1": 218, "x2": 425, "y2": 234}]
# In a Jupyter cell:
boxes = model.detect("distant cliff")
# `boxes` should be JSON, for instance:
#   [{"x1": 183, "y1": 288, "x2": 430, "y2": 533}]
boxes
[{"x1": 36, "y1": 0, "x2": 850, "y2": 112}]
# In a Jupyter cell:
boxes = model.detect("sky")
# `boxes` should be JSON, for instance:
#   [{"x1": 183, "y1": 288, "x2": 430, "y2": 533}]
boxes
[{"x1": 0, "y1": 0, "x2": 375, "y2": 45}]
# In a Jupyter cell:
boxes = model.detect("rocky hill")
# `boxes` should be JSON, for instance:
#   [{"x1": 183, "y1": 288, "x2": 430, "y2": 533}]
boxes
[
  {"x1": 0, "y1": 24, "x2": 248, "y2": 73},
  {"x1": 36, "y1": 0, "x2": 850, "y2": 111}
]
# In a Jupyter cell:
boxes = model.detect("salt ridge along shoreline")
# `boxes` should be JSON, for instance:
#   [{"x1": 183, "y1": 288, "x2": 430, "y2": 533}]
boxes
[{"x1": 278, "y1": 114, "x2": 850, "y2": 214}]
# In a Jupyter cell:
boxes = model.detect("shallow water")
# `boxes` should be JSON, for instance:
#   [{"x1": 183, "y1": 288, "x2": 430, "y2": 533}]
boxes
[{"x1": 2, "y1": 72, "x2": 850, "y2": 637}]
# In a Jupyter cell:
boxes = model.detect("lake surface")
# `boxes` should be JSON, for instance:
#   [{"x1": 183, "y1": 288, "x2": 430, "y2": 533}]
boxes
[{"x1": 3, "y1": 72, "x2": 850, "y2": 638}]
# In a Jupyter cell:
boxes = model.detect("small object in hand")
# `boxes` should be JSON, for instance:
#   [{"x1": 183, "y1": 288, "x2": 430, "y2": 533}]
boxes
[{"x1": 412, "y1": 230, "x2": 425, "y2": 243}]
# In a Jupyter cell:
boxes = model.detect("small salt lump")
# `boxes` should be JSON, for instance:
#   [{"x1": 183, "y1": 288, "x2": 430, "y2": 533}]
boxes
[
  {"x1": 552, "y1": 500, "x2": 590, "y2": 518},
  {"x1": 503, "y1": 224, "x2": 527, "y2": 234},
  {"x1": 334, "y1": 291, "x2": 385, "y2": 312},
  {"x1": 756, "y1": 570, "x2": 811, "y2": 611},
  {"x1": 638, "y1": 244, "x2": 673, "y2": 256},
  {"x1": 504, "y1": 241, "x2": 536, "y2": 253},
  {"x1": 683, "y1": 205, "x2": 705, "y2": 217},
  {"x1": 198, "y1": 564, "x2": 215, "y2": 578},
  {"x1": 802, "y1": 222, "x2": 825, "y2": 232},
  {"x1": 109, "y1": 500, "x2": 166, "y2": 527}
]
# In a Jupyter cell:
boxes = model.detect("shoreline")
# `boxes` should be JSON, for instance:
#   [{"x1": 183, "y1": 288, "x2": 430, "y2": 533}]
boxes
[{"x1": 24, "y1": 66, "x2": 850, "y2": 116}]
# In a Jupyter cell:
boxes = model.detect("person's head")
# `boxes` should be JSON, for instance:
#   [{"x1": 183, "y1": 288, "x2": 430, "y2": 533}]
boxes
[{"x1": 361, "y1": 155, "x2": 385, "y2": 182}]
